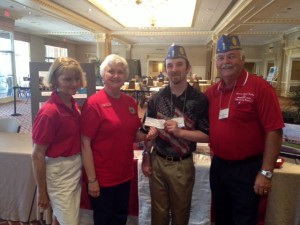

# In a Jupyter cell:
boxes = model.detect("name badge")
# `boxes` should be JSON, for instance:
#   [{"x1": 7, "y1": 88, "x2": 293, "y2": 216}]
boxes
[{"x1": 219, "y1": 108, "x2": 229, "y2": 119}]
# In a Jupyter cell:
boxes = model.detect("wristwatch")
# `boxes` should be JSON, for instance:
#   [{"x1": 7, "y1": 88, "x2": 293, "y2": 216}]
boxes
[
  {"x1": 142, "y1": 150, "x2": 150, "y2": 156},
  {"x1": 261, "y1": 169, "x2": 273, "y2": 179}
]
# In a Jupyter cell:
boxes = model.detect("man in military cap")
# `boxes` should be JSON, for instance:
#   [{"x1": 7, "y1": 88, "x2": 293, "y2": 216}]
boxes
[
  {"x1": 206, "y1": 35, "x2": 284, "y2": 225},
  {"x1": 141, "y1": 44, "x2": 209, "y2": 225}
]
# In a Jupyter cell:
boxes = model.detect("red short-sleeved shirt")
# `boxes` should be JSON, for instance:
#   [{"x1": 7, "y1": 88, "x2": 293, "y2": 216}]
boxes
[
  {"x1": 80, "y1": 90, "x2": 141, "y2": 187},
  {"x1": 206, "y1": 70, "x2": 284, "y2": 160},
  {"x1": 32, "y1": 91, "x2": 81, "y2": 157}
]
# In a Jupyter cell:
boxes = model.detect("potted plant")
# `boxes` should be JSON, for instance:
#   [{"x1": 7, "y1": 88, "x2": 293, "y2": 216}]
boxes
[
  {"x1": 282, "y1": 88, "x2": 300, "y2": 124},
  {"x1": 292, "y1": 88, "x2": 300, "y2": 124}
]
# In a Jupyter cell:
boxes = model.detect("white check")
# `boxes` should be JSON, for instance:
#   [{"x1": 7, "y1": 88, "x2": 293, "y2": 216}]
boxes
[
  {"x1": 144, "y1": 117, "x2": 185, "y2": 129},
  {"x1": 144, "y1": 117, "x2": 165, "y2": 129}
]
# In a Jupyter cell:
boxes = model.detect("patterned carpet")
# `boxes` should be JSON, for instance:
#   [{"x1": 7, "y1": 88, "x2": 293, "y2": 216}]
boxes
[{"x1": 0, "y1": 97, "x2": 32, "y2": 134}]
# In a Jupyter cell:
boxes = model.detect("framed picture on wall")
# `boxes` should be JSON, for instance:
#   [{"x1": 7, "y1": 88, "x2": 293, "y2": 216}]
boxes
[{"x1": 266, "y1": 66, "x2": 277, "y2": 82}]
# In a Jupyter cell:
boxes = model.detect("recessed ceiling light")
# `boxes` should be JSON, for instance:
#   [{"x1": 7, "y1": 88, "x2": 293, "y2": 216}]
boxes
[{"x1": 89, "y1": 0, "x2": 196, "y2": 27}]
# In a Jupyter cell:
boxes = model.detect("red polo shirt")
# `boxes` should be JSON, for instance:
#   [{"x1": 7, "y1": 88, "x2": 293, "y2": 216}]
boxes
[
  {"x1": 32, "y1": 91, "x2": 81, "y2": 158},
  {"x1": 80, "y1": 90, "x2": 141, "y2": 187},
  {"x1": 206, "y1": 70, "x2": 284, "y2": 160}
]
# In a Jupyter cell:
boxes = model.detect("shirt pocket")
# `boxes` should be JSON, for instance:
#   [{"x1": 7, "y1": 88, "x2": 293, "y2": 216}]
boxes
[{"x1": 232, "y1": 101, "x2": 256, "y2": 121}]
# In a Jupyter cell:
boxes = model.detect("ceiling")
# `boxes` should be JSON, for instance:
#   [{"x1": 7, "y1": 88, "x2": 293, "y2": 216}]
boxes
[{"x1": 1, "y1": 0, "x2": 300, "y2": 47}]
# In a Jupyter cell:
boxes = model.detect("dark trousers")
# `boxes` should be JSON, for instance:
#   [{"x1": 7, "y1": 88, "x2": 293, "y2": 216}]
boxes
[
  {"x1": 90, "y1": 180, "x2": 131, "y2": 225},
  {"x1": 210, "y1": 156, "x2": 262, "y2": 225}
]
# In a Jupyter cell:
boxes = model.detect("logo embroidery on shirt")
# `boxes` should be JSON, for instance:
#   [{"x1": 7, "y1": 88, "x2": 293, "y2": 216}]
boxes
[
  {"x1": 234, "y1": 92, "x2": 254, "y2": 104},
  {"x1": 129, "y1": 107, "x2": 136, "y2": 114}
]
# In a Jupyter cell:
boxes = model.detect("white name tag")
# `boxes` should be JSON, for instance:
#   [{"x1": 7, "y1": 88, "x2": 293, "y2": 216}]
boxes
[{"x1": 219, "y1": 108, "x2": 229, "y2": 119}]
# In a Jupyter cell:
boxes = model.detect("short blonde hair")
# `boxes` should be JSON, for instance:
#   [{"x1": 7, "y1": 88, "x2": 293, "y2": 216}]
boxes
[
  {"x1": 100, "y1": 54, "x2": 129, "y2": 79},
  {"x1": 47, "y1": 57, "x2": 87, "y2": 89}
]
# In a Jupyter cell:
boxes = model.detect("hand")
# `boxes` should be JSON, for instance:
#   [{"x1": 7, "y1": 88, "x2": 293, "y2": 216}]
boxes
[
  {"x1": 37, "y1": 189, "x2": 50, "y2": 210},
  {"x1": 142, "y1": 154, "x2": 152, "y2": 177},
  {"x1": 88, "y1": 181, "x2": 100, "y2": 198},
  {"x1": 253, "y1": 173, "x2": 272, "y2": 196},
  {"x1": 164, "y1": 120, "x2": 180, "y2": 136},
  {"x1": 145, "y1": 127, "x2": 158, "y2": 140}
]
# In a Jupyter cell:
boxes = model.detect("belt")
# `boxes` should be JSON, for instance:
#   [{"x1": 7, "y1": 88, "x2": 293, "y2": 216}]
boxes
[
  {"x1": 214, "y1": 154, "x2": 263, "y2": 165},
  {"x1": 155, "y1": 150, "x2": 191, "y2": 162}
]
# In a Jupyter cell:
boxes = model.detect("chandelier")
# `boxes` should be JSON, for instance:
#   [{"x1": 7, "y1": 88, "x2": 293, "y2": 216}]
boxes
[{"x1": 89, "y1": 0, "x2": 196, "y2": 28}]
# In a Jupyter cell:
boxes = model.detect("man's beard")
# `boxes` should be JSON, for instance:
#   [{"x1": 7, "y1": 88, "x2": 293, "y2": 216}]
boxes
[{"x1": 170, "y1": 73, "x2": 183, "y2": 84}]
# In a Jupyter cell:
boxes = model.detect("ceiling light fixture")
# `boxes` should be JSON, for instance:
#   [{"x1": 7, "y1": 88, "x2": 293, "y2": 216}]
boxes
[{"x1": 89, "y1": 0, "x2": 196, "y2": 28}]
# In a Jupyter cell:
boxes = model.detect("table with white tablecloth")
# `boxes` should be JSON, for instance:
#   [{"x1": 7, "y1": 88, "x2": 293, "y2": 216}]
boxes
[
  {"x1": 265, "y1": 162, "x2": 300, "y2": 225},
  {"x1": 0, "y1": 132, "x2": 36, "y2": 222}
]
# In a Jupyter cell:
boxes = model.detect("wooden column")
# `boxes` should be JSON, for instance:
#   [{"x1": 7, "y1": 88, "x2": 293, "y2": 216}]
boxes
[
  {"x1": 210, "y1": 34, "x2": 219, "y2": 83},
  {"x1": 104, "y1": 34, "x2": 112, "y2": 56},
  {"x1": 276, "y1": 34, "x2": 286, "y2": 95}
]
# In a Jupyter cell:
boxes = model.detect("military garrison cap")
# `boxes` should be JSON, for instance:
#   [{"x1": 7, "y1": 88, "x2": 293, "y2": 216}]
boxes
[
  {"x1": 165, "y1": 43, "x2": 187, "y2": 59},
  {"x1": 216, "y1": 35, "x2": 242, "y2": 53}
]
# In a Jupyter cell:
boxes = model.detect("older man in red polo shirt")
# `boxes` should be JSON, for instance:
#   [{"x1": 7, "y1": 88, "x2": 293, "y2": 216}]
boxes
[{"x1": 206, "y1": 35, "x2": 284, "y2": 225}]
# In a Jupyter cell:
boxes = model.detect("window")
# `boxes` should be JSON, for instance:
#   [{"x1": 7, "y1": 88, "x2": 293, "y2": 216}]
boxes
[
  {"x1": 0, "y1": 31, "x2": 14, "y2": 97},
  {"x1": 45, "y1": 45, "x2": 68, "y2": 62},
  {"x1": 15, "y1": 40, "x2": 30, "y2": 86}
]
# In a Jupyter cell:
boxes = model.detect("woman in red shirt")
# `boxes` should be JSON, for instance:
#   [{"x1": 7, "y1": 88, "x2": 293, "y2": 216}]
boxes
[
  {"x1": 81, "y1": 54, "x2": 156, "y2": 225},
  {"x1": 32, "y1": 57, "x2": 86, "y2": 225}
]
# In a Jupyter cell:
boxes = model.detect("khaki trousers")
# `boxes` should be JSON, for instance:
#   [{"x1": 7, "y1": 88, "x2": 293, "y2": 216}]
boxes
[{"x1": 149, "y1": 152, "x2": 195, "y2": 225}]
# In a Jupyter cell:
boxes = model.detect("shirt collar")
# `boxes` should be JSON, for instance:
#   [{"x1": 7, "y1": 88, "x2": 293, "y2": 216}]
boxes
[
  {"x1": 50, "y1": 91, "x2": 76, "y2": 106},
  {"x1": 217, "y1": 69, "x2": 249, "y2": 91}
]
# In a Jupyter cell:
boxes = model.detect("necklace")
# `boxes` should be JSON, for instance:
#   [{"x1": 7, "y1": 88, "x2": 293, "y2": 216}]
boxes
[
  {"x1": 170, "y1": 87, "x2": 187, "y2": 119},
  {"x1": 218, "y1": 72, "x2": 249, "y2": 120},
  {"x1": 218, "y1": 81, "x2": 236, "y2": 120}
]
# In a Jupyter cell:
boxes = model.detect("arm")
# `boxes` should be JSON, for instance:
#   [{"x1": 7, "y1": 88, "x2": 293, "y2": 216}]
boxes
[
  {"x1": 164, "y1": 120, "x2": 209, "y2": 143},
  {"x1": 254, "y1": 129, "x2": 282, "y2": 196},
  {"x1": 81, "y1": 135, "x2": 100, "y2": 198},
  {"x1": 31, "y1": 143, "x2": 49, "y2": 209},
  {"x1": 142, "y1": 140, "x2": 153, "y2": 177},
  {"x1": 141, "y1": 127, "x2": 158, "y2": 177}
]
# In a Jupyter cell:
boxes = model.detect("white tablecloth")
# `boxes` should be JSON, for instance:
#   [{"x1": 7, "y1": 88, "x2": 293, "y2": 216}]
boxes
[
  {"x1": 265, "y1": 162, "x2": 300, "y2": 225},
  {"x1": 0, "y1": 132, "x2": 36, "y2": 222}
]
